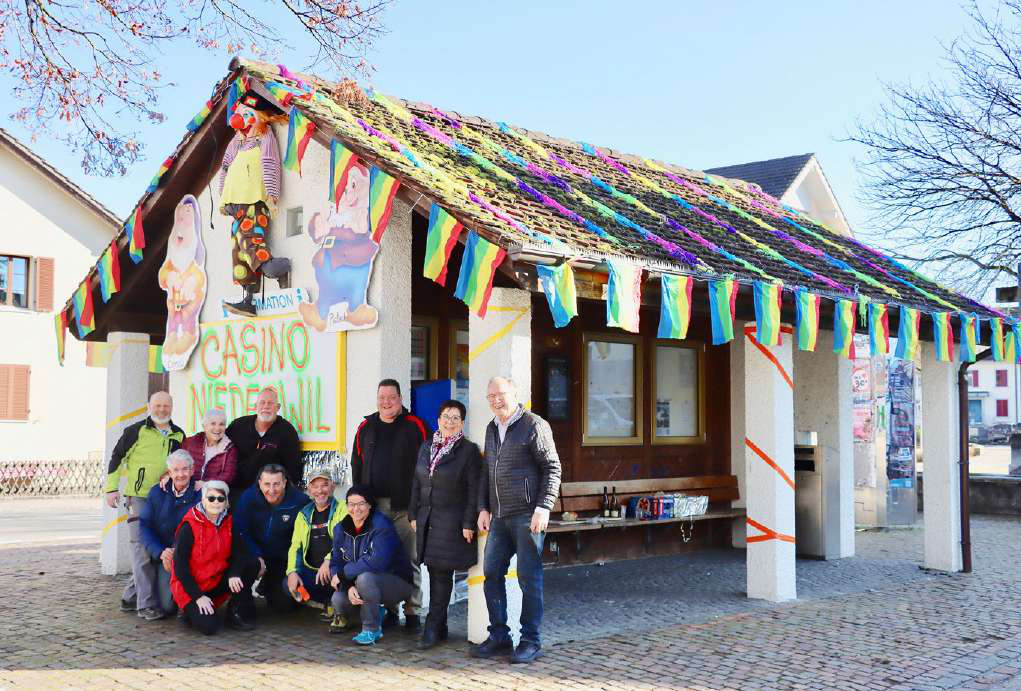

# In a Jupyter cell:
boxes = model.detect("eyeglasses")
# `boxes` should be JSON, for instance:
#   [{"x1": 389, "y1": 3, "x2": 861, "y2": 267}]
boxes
[
  {"x1": 205, "y1": 495, "x2": 227, "y2": 503},
  {"x1": 486, "y1": 393, "x2": 508, "y2": 401},
  {"x1": 347, "y1": 500, "x2": 369, "y2": 509},
  {"x1": 440, "y1": 414, "x2": 462, "y2": 422}
]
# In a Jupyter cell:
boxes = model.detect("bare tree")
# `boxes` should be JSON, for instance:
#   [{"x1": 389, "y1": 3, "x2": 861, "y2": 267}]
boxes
[
  {"x1": 849, "y1": 0, "x2": 1021, "y2": 297},
  {"x1": 0, "y1": 0, "x2": 391, "y2": 176}
]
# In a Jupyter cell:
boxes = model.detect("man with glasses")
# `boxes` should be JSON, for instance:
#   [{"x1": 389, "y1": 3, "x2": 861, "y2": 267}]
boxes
[
  {"x1": 234, "y1": 463, "x2": 311, "y2": 619},
  {"x1": 471, "y1": 377, "x2": 561, "y2": 664}
]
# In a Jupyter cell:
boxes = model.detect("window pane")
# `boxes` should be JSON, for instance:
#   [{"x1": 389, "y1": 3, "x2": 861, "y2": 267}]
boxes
[
  {"x1": 0, "y1": 256, "x2": 7, "y2": 304},
  {"x1": 586, "y1": 340, "x2": 635, "y2": 438},
  {"x1": 453, "y1": 328, "x2": 469, "y2": 380},
  {"x1": 10, "y1": 257, "x2": 27, "y2": 308},
  {"x1": 410, "y1": 325, "x2": 429, "y2": 381},
  {"x1": 655, "y1": 346, "x2": 698, "y2": 437}
]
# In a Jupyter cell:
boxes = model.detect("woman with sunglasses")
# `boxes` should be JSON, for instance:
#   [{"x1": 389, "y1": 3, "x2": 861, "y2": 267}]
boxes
[{"x1": 170, "y1": 480, "x2": 259, "y2": 635}]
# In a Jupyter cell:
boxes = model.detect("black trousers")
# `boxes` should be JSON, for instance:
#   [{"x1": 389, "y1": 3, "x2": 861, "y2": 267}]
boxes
[
  {"x1": 183, "y1": 561, "x2": 259, "y2": 636},
  {"x1": 425, "y1": 565, "x2": 454, "y2": 629},
  {"x1": 236, "y1": 558, "x2": 296, "y2": 616}
]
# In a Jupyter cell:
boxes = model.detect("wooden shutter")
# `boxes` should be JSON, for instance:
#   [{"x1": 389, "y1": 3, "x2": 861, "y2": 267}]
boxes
[
  {"x1": 34, "y1": 257, "x2": 54, "y2": 312},
  {"x1": 0, "y1": 365, "x2": 30, "y2": 421}
]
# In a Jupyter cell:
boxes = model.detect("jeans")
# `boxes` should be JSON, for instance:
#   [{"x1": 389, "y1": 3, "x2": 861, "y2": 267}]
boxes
[
  {"x1": 331, "y1": 572, "x2": 413, "y2": 632},
  {"x1": 376, "y1": 497, "x2": 421, "y2": 616},
  {"x1": 155, "y1": 561, "x2": 175, "y2": 614},
  {"x1": 121, "y1": 496, "x2": 157, "y2": 610},
  {"x1": 425, "y1": 566, "x2": 453, "y2": 630},
  {"x1": 483, "y1": 512, "x2": 545, "y2": 645},
  {"x1": 183, "y1": 560, "x2": 260, "y2": 636},
  {"x1": 283, "y1": 565, "x2": 333, "y2": 606}
]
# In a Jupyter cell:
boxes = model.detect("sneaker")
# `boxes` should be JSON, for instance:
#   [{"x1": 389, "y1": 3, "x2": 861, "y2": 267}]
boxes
[
  {"x1": 137, "y1": 607, "x2": 165, "y2": 621},
  {"x1": 469, "y1": 636, "x2": 514, "y2": 658},
  {"x1": 329, "y1": 612, "x2": 349, "y2": 634},
  {"x1": 319, "y1": 605, "x2": 334, "y2": 622},
  {"x1": 120, "y1": 597, "x2": 136, "y2": 612},
  {"x1": 403, "y1": 614, "x2": 421, "y2": 632},
  {"x1": 352, "y1": 629, "x2": 383, "y2": 646},
  {"x1": 510, "y1": 640, "x2": 542, "y2": 664}
]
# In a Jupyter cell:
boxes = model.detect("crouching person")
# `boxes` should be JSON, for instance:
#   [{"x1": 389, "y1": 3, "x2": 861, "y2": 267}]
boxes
[
  {"x1": 286, "y1": 467, "x2": 348, "y2": 618},
  {"x1": 171, "y1": 481, "x2": 258, "y2": 635},
  {"x1": 329, "y1": 485, "x2": 414, "y2": 645}
]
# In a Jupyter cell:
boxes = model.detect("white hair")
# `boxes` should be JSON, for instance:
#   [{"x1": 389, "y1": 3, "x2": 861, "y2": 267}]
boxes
[
  {"x1": 202, "y1": 480, "x2": 230, "y2": 501},
  {"x1": 488, "y1": 376, "x2": 517, "y2": 391},
  {"x1": 203, "y1": 408, "x2": 227, "y2": 426},
  {"x1": 166, "y1": 449, "x2": 194, "y2": 470}
]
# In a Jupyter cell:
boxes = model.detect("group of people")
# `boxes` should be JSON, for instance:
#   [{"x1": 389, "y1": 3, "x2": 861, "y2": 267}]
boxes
[{"x1": 107, "y1": 377, "x2": 561, "y2": 663}]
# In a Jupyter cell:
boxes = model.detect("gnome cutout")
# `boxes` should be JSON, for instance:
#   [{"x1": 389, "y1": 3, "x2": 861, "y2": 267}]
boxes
[
  {"x1": 299, "y1": 163, "x2": 380, "y2": 332},
  {"x1": 158, "y1": 195, "x2": 208, "y2": 371},
  {"x1": 218, "y1": 92, "x2": 289, "y2": 316}
]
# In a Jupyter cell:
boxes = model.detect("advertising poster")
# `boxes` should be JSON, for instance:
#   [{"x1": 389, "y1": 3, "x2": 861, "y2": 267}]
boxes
[{"x1": 886, "y1": 358, "x2": 915, "y2": 486}]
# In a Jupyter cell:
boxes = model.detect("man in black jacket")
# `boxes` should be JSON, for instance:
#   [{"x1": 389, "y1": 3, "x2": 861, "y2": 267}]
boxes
[
  {"x1": 472, "y1": 376, "x2": 561, "y2": 664},
  {"x1": 226, "y1": 387, "x2": 302, "y2": 491},
  {"x1": 350, "y1": 379, "x2": 428, "y2": 630}
]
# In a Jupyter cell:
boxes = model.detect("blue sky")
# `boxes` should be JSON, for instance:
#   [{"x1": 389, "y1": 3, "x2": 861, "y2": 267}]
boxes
[{"x1": 3, "y1": 2, "x2": 987, "y2": 264}]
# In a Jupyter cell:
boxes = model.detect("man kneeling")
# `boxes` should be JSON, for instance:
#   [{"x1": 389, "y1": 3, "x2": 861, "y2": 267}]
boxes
[
  {"x1": 329, "y1": 485, "x2": 414, "y2": 645},
  {"x1": 286, "y1": 467, "x2": 347, "y2": 621}
]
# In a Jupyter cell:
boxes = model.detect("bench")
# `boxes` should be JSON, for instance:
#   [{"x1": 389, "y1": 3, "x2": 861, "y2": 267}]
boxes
[{"x1": 546, "y1": 475, "x2": 745, "y2": 556}]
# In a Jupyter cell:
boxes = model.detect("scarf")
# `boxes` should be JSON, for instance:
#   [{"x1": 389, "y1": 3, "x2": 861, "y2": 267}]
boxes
[
  {"x1": 429, "y1": 430, "x2": 463, "y2": 476},
  {"x1": 196, "y1": 502, "x2": 229, "y2": 526}
]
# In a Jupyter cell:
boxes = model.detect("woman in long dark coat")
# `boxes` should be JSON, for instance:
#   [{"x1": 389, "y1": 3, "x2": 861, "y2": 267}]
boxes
[{"x1": 408, "y1": 399, "x2": 481, "y2": 649}]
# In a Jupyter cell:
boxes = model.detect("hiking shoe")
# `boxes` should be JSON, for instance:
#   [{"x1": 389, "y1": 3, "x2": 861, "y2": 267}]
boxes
[
  {"x1": 469, "y1": 636, "x2": 514, "y2": 658},
  {"x1": 329, "y1": 612, "x2": 349, "y2": 634},
  {"x1": 137, "y1": 607, "x2": 165, "y2": 621},
  {"x1": 319, "y1": 604, "x2": 334, "y2": 622},
  {"x1": 120, "y1": 596, "x2": 136, "y2": 612},
  {"x1": 403, "y1": 614, "x2": 421, "y2": 632},
  {"x1": 352, "y1": 629, "x2": 383, "y2": 645},
  {"x1": 382, "y1": 609, "x2": 400, "y2": 629}
]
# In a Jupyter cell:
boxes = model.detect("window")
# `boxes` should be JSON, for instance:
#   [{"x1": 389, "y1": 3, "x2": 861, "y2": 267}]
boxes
[
  {"x1": 410, "y1": 317, "x2": 438, "y2": 382},
  {"x1": 583, "y1": 334, "x2": 642, "y2": 445},
  {"x1": 285, "y1": 206, "x2": 304, "y2": 237},
  {"x1": 449, "y1": 322, "x2": 469, "y2": 380},
  {"x1": 996, "y1": 369, "x2": 1008, "y2": 387},
  {"x1": 0, "y1": 255, "x2": 53, "y2": 310},
  {"x1": 970, "y1": 370, "x2": 979, "y2": 387},
  {"x1": 968, "y1": 399, "x2": 983, "y2": 425},
  {"x1": 0, "y1": 365, "x2": 30, "y2": 421},
  {"x1": 652, "y1": 343, "x2": 703, "y2": 443},
  {"x1": 996, "y1": 399, "x2": 1009, "y2": 418}
]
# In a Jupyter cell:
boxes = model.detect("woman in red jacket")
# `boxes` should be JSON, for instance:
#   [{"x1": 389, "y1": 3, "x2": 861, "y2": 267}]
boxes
[
  {"x1": 171, "y1": 480, "x2": 257, "y2": 634},
  {"x1": 182, "y1": 409, "x2": 238, "y2": 489}
]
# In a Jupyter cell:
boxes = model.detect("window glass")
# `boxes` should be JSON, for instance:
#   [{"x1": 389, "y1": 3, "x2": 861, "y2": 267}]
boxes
[
  {"x1": 10, "y1": 257, "x2": 27, "y2": 307},
  {"x1": 0, "y1": 256, "x2": 7, "y2": 304},
  {"x1": 996, "y1": 369, "x2": 1008, "y2": 387},
  {"x1": 452, "y1": 328, "x2": 469, "y2": 380},
  {"x1": 654, "y1": 346, "x2": 698, "y2": 438},
  {"x1": 585, "y1": 340, "x2": 636, "y2": 438},
  {"x1": 410, "y1": 324, "x2": 429, "y2": 381}
]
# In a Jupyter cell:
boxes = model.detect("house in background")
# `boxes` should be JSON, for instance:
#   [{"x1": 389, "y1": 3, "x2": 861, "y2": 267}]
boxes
[
  {"x1": 967, "y1": 356, "x2": 1020, "y2": 434},
  {"x1": 707, "y1": 153, "x2": 852, "y2": 236},
  {"x1": 0, "y1": 128, "x2": 119, "y2": 461}
]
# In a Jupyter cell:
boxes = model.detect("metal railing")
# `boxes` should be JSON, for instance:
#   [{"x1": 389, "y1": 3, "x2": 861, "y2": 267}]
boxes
[{"x1": 0, "y1": 459, "x2": 105, "y2": 497}]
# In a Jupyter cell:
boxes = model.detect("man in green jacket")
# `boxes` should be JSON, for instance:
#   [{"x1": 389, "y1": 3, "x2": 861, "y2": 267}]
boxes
[{"x1": 106, "y1": 391, "x2": 185, "y2": 620}]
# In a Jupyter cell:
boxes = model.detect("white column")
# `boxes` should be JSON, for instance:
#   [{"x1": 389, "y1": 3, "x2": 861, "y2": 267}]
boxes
[
  {"x1": 100, "y1": 332, "x2": 151, "y2": 575},
  {"x1": 729, "y1": 321, "x2": 748, "y2": 548},
  {"x1": 742, "y1": 324, "x2": 796, "y2": 602},
  {"x1": 793, "y1": 329, "x2": 854, "y2": 558},
  {"x1": 920, "y1": 342, "x2": 962, "y2": 572},
  {"x1": 466, "y1": 287, "x2": 532, "y2": 644}
]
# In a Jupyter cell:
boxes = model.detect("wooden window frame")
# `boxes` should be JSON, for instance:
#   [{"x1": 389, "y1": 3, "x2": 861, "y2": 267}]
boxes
[
  {"x1": 650, "y1": 339, "x2": 706, "y2": 445},
  {"x1": 0, "y1": 254, "x2": 31, "y2": 309},
  {"x1": 448, "y1": 319, "x2": 469, "y2": 380},
  {"x1": 581, "y1": 332, "x2": 643, "y2": 447},
  {"x1": 411, "y1": 316, "x2": 439, "y2": 381},
  {"x1": 996, "y1": 369, "x2": 1008, "y2": 388}
]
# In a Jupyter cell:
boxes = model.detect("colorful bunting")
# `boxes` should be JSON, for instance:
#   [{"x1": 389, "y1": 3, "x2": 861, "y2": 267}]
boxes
[
  {"x1": 126, "y1": 207, "x2": 145, "y2": 264},
  {"x1": 833, "y1": 299, "x2": 856, "y2": 359},
  {"x1": 85, "y1": 341, "x2": 110, "y2": 368},
  {"x1": 991, "y1": 318, "x2": 1006, "y2": 361},
  {"x1": 657, "y1": 274, "x2": 693, "y2": 340},
  {"x1": 537, "y1": 263, "x2": 578, "y2": 328},
  {"x1": 793, "y1": 288, "x2": 820, "y2": 352},
  {"x1": 1003, "y1": 325, "x2": 1018, "y2": 363},
  {"x1": 186, "y1": 101, "x2": 212, "y2": 132},
  {"x1": 328, "y1": 140, "x2": 358, "y2": 208},
  {"x1": 54, "y1": 311, "x2": 67, "y2": 366},
  {"x1": 368, "y1": 166, "x2": 401, "y2": 243},
  {"x1": 97, "y1": 244, "x2": 121, "y2": 302},
  {"x1": 225, "y1": 75, "x2": 248, "y2": 123},
  {"x1": 707, "y1": 278, "x2": 738, "y2": 345},
  {"x1": 895, "y1": 306, "x2": 921, "y2": 360},
  {"x1": 868, "y1": 303, "x2": 890, "y2": 357},
  {"x1": 454, "y1": 231, "x2": 506, "y2": 317},
  {"x1": 148, "y1": 345, "x2": 166, "y2": 374},
  {"x1": 72, "y1": 280, "x2": 95, "y2": 338},
  {"x1": 423, "y1": 204, "x2": 464, "y2": 286},
  {"x1": 605, "y1": 261, "x2": 642, "y2": 333},
  {"x1": 959, "y1": 313, "x2": 979, "y2": 363},
  {"x1": 145, "y1": 156, "x2": 174, "y2": 194},
  {"x1": 283, "y1": 107, "x2": 316, "y2": 175},
  {"x1": 932, "y1": 312, "x2": 955, "y2": 362},
  {"x1": 752, "y1": 280, "x2": 783, "y2": 346}
]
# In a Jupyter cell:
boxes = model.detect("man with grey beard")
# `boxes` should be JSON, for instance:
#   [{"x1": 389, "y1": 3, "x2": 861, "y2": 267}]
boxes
[{"x1": 226, "y1": 387, "x2": 302, "y2": 491}]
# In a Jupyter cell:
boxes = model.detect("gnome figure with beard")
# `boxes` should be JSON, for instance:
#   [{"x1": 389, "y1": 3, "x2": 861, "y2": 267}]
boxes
[
  {"x1": 158, "y1": 195, "x2": 207, "y2": 371},
  {"x1": 218, "y1": 92, "x2": 289, "y2": 316}
]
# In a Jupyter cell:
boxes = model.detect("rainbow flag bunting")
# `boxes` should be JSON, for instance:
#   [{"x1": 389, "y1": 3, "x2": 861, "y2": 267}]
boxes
[
  {"x1": 990, "y1": 318, "x2": 1006, "y2": 361},
  {"x1": 537, "y1": 263, "x2": 578, "y2": 328},
  {"x1": 752, "y1": 281, "x2": 783, "y2": 346},
  {"x1": 657, "y1": 274, "x2": 693, "y2": 340},
  {"x1": 54, "y1": 311, "x2": 67, "y2": 366},
  {"x1": 708, "y1": 278, "x2": 738, "y2": 345},
  {"x1": 423, "y1": 204, "x2": 464, "y2": 286},
  {"x1": 793, "y1": 288, "x2": 820, "y2": 351},
  {"x1": 328, "y1": 140, "x2": 359, "y2": 208},
  {"x1": 145, "y1": 156, "x2": 174, "y2": 194},
  {"x1": 72, "y1": 280, "x2": 95, "y2": 338},
  {"x1": 186, "y1": 100, "x2": 213, "y2": 132},
  {"x1": 148, "y1": 345, "x2": 166, "y2": 374},
  {"x1": 833, "y1": 299, "x2": 857, "y2": 359},
  {"x1": 868, "y1": 303, "x2": 890, "y2": 356},
  {"x1": 894, "y1": 306, "x2": 921, "y2": 360},
  {"x1": 454, "y1": 231, "x2": 506, "y2": 317},
  {"x1": 959, "y1": 313, "x2": 979, "y2": 363},
  {"x1": 97, "y1": 244, "x2": 121, "y2": 302},
  {"x1": 1004, "y1": 325, "x2": 1019, "y2": 363},
  {"x1": 606, "y1": 261, "x2": 642, "y2": 333},
  {"x1": 85, "y1": 341, "x2": 111, "y2": 368},
  {"x1": 283, "y1": 107, "x2": 316, "y2": 175},
  {"x1": 126, "y1": 207, "x2": 145, "y2": 264},
  {"x1": 225, "y1": 75, "x2": 248, "y2": 123},
  {"x1": 931, "y1": 312, "x2": 955, "y2": 362},
  {"x1": 368, "y1": 167, "x2": 401, "y2": 243}
]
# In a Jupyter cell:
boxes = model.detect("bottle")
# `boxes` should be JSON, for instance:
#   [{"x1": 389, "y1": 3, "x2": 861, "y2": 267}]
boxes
[
  {"x1": 610, "y1": 486, "x2": 619, "y2": 518},
  {"x1": 602, "y1": 486, "x2": 610, "y2": 517}
]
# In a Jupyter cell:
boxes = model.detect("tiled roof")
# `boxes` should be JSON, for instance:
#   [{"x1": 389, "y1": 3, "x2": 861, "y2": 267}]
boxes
[{"x1": 705, "y1": 154, "x2": 815, "y2": 199}]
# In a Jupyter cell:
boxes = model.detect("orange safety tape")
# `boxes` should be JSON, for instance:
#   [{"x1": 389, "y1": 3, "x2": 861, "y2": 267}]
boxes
[
  {"x1": 744, "y1": 437, "x2": 796, "y2": 490},
  {"x1": 746, "y1": 516, "x2": 795, "y2": 543},
  {"x1": 743, "y1": 326, "x2": 793, "y2": 389}
]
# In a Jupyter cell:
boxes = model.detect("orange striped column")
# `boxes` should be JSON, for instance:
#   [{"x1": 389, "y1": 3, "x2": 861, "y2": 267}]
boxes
[{"x1": 742, "y1": 323, "x2": 797, "y2": 602}]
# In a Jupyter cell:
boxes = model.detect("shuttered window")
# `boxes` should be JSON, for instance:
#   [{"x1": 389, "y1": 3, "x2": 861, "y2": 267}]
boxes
[
  {"x1": 34, "y1": 257, "x2": 54, "y2": 311},
  {"x1": 0, "y1": 255, "x2": 51, "y2": 310},
  {"x1": 0, "y1": 365, "x2": 30, "y2": 421}
]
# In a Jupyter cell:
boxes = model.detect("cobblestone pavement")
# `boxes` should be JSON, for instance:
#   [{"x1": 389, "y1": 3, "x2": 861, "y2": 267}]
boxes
[{"x1": 2, "y1": 510, "x2": 1021, "y2": 690}]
